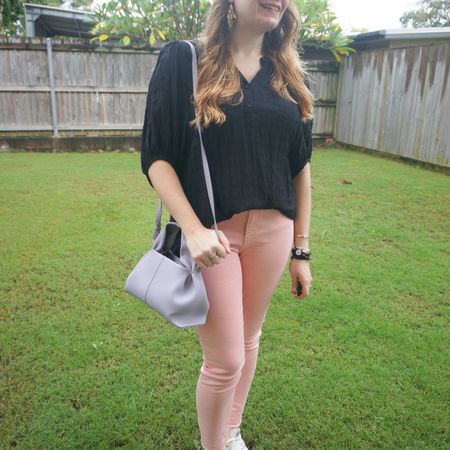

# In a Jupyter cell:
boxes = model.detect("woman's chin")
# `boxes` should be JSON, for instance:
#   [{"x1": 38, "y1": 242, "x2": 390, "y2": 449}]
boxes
[{"x1": 261, "y1": 23, "x2": 279, "y2": 34}]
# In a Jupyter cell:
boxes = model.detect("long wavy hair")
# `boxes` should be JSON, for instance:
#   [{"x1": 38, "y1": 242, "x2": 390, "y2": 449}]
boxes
[{"x1": 188, "y1": 0, "x2": 314, "y2": 130}]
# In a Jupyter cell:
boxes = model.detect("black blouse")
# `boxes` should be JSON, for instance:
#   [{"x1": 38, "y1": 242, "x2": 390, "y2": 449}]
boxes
[{"x1": 141, "y1": 39, "x2": 313, "y2": 229}]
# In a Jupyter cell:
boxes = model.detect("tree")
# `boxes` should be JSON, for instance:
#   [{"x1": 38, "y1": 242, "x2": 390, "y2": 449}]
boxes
[
  {"x1": 294, "y1": 0, "x2": 356, "y2": 62},
  {"x1": 400, "y1": 0, "x2": 450, "y2": 27},
  {"x1": 65, "y1": 0, "x2": 95, "y2": 11},
  {"x1": 0, "y1": 0, "x2": 23, "y2": 36},
  {"x1": 90, "y1": 0, "x2": 210, "y2": 47}
]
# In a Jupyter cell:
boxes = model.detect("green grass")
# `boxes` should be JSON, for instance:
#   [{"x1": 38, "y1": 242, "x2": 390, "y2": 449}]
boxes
[{"x1": 0, "y1": 149, "x2": 448, "y2": 450}]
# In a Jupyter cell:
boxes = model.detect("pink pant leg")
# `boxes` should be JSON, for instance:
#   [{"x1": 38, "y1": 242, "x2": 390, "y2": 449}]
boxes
[
  {"x1": 195, "y1": 209, "x2": 293, "y2": 450},
  {"x1": 196, "y1": 211, "x2": 247, "y2": 450},
  {"x1": 227, "y1": 209, "x2": 294, "y2": 428}
]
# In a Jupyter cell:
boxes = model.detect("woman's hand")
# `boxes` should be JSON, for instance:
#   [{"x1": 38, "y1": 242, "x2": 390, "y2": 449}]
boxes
[
  {"x1": 289, "y1": 259, "x2": 312, "y2": 299},
  {"x1": 185, "y1": 227, "x2": 232, "y2": 270}
]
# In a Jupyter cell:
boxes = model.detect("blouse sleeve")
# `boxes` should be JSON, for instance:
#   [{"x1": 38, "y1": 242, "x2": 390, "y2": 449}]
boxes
[
  {"x1": 140, "y1": 40, "x2": 192, "y2": 188},
  {"x1": 289, "y1": 117, "x2": 313, "y2": 179}
]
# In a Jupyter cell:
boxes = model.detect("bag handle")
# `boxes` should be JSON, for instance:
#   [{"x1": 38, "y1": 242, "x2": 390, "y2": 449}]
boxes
[{"x1": 153, "y1": 40, "x2": 219, "y2": 242}]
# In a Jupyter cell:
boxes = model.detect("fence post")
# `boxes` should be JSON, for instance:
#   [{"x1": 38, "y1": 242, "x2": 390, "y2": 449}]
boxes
[{"x1": 46, "y1": 37, "x2": 59, "y2": 139}]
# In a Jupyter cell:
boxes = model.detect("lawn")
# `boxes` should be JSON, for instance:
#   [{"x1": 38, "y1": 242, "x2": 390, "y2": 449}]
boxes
[{"x1": 0, "y1": 148, "x2": 448, "y2": 449}]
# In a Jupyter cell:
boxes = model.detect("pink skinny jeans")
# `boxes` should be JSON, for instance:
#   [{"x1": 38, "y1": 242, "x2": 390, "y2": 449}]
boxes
[{"x1": 196, "y1": 208, "x2": 294, "y2": 450}]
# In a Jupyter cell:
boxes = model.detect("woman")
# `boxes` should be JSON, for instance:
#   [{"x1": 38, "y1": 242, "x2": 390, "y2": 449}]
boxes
[{"x1": 141, "y1": 1, "x2": 314, "y2": 449}]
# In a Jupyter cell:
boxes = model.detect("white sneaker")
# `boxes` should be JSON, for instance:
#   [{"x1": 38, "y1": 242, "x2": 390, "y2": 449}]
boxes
[{"x1": 225, "y1": 427, "x2": 249, "y2": 450}]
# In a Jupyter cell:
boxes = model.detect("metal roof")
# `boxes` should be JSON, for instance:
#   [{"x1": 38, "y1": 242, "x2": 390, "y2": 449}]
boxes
[
  {"x1": 23, "y1": 2, "x2": 95, "y2": 38},
  {"x1": 346, "y1": 27, "x2": 450, "y2": 41}
]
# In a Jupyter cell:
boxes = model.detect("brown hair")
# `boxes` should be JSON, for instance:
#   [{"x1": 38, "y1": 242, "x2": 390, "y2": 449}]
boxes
[{"x1": 189, "y1": 0, "x2": 314, "y2": 130}]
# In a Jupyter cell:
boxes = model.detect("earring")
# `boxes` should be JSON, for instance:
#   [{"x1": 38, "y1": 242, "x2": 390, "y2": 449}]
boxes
[{"x1": 227, "y1": 2, "x2": 237, "y2": 30}]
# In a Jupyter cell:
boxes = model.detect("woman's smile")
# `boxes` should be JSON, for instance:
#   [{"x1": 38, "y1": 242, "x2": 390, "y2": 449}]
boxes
[{"x1": 258, "y1": 2, "x2": 281, "y2": 16}]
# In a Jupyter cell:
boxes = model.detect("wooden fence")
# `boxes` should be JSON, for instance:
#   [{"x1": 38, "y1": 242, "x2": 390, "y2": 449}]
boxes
[
  {"x1": 6, "y1": 36, "x2": 449, "y2": 169},
  {"x1": 335, "y1": 42, "x2": 450, "y2": 167},
  {"x1": 0, "y1": 36, "x2": 334, "y2": 152}
]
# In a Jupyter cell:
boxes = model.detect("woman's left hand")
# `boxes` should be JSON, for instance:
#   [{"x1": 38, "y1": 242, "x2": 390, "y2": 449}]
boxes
[{"x1": 289, "y1": 259, "x2": 312, "y2": 300}]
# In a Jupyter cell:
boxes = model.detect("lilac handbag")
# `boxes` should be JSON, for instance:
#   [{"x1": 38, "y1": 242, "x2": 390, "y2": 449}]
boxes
[{"x1": 124, "y1": 40, "x2": 220, "y2": 329}]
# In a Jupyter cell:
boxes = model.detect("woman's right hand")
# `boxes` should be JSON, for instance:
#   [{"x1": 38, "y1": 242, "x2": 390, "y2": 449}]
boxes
[{"x1": 185, "y1": 227, "x2": 232, "y2": 270}]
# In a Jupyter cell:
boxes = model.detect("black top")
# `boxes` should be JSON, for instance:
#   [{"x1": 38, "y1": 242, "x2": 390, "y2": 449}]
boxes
[{"x1": 141, "y1": 39, "x2": 313, "y2": 229}]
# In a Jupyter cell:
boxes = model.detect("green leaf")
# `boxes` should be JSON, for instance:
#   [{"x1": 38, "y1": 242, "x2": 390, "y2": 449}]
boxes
[
  {"x1": 156, "y1": 29, "x2": 165, "y2": 40},
  {"x1": 149, "y1": 30, "x2": 155, "y2": 46}
]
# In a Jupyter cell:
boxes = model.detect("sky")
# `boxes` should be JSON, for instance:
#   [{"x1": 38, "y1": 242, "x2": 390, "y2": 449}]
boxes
[
  {"x1": 93, "y1": 0, "x2": 421, "y2": 33},
  {"x1": 328, "y1": 0, "x2": 420, "y2": 32}
]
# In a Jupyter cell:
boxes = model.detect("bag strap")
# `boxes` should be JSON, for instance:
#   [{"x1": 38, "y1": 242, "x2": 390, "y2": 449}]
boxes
[{"x1": 153, "y1": 39, "x2": 219, "y2": 242}]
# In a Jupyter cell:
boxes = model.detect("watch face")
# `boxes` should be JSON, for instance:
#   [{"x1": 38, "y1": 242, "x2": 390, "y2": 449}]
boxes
[{"x1": 294, "y1": 248, "x2": 309, "y2": 253}]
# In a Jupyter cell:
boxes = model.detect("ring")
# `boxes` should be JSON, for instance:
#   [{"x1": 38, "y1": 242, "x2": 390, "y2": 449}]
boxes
[{"x1": 195, "y1": 264, "x2": 202, "y2": 272}]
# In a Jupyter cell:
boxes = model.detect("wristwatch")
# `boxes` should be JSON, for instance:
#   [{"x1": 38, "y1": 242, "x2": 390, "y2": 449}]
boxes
[{"x1": 291, "y1": 247, "x2": 311, "y2": 260}]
